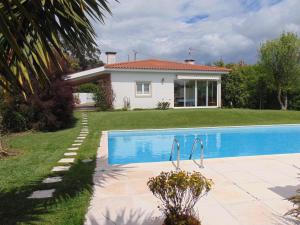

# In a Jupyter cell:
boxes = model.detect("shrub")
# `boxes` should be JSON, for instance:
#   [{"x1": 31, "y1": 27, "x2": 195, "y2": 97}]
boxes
[
  {"x1": 147, "y1": 171, "x2": 213, "y2": 225},
  {"x1": 0, "y1": 93, "x2": 30, "y2": 132},
  {"x1": 93, "y1": 83, "x2": 114, "y2": 111},
  {"x1": 77, "y1": 83, "x2": 98, "y2": 93},
  {"x1": 29, "y1": 76, "x2": 74, "y2": 131},
  {"x1": 157, "y1": 101, "x2": 170, "y2": 110}
]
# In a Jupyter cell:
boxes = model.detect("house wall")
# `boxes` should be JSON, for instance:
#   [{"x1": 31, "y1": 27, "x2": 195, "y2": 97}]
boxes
[
  {"x1": 111, "y1": 71, "x2": 175, "y2": 109},
  {"x1": 110, "y1": 71, "x2": 222, "y2": 109}
]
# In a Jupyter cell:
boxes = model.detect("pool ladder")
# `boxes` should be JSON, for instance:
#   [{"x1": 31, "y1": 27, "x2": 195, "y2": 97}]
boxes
[
  {"x1": 169, "y1": 138, "x2": 180, "y2": 171},
  {"x1": 189, "y1": 137, "x2": 205, "y2": 168}
]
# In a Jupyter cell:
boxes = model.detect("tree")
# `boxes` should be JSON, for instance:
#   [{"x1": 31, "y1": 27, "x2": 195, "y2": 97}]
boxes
[
  {"x1": 222, "y1": 64, "x2": 249, "y2": 108},
  {"x1": 0, "y1": 0, "x2": 112, "y2": 95},
  {"x1": 62, "y1": 40, "x2": 104, "y2": 72},
  {"x1": 259, "y1": 32, "x2": 300, "y2": 110}
]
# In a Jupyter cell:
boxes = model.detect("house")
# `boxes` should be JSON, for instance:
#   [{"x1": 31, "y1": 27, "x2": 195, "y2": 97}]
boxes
[{"x1": 65, "y1": 52, "x2": 230, "y2": 109}]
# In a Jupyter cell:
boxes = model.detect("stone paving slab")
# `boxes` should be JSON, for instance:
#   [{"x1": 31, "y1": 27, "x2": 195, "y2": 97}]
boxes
[
  {"x1": 28, "y1": 189, "x2": 55, "y2": 199},
  {"x1": 42, "y1": 176, "x2": 62, "y2": 184},
  {"x1": 52, "y1": 166, "x2": 70, "y2": 172},
  {"x1": 75, "y1": 139, "x2": 84, "y2": 143},
  {"x1": 72, "y1": 143, "x2": 82, "y2": 146},
  {"x1": 58, "y1": 158, "x2": 75, "y2": 163},
  {"x1": 68, "y1": 147, "x2": 79, "y2": 151},
  {"x1": 64, "y1": 152, "x2": 77, "y2": 156},
  {"x1": 84, "y1": 132, "x2": 300, "y2": 225},
  {"x1": 82, "y1": 159, "x2": 93, "y2": 163},
  {"x1": 77, "y1": 136, "x2": 86, "y2": 140}
]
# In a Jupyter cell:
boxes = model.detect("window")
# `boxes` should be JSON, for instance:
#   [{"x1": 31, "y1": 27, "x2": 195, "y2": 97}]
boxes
[{"x1": 136, "y1": 81, "x2": 151, "y2": 96}]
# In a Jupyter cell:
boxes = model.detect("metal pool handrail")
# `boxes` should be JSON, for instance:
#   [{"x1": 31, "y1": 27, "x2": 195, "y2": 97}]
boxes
[
  {"x1": 169, "y1": 138, "x2": 180, "y2": 171},
  {"x1": 189, "y1": 137, "x2": 204, "y2": 168}
]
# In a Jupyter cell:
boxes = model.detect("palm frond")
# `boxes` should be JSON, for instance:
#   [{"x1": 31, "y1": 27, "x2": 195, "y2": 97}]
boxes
[{"x1": 0, "y1": 0, "x2": 113, "y2": 95}]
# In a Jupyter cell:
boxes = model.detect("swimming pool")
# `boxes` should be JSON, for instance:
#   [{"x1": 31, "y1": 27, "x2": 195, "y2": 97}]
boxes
[{"x1": 108, "y1": 125, "x2": 300, "y2": 164}]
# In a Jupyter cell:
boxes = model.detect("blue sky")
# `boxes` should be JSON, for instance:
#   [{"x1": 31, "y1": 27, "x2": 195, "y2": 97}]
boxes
[{"x1": 93, "y1": 0, "x2": 300, "y2": 64}]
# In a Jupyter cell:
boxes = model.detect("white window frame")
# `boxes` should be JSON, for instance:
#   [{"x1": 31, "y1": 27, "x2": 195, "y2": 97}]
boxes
[{"x1": 135, "y1": 81, "x2": 152, "y2": 97}]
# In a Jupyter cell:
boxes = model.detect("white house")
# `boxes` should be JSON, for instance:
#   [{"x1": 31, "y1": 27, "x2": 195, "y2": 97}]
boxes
[{"x1": 65, "y1": 52, "x2": 230, "y2": 109}]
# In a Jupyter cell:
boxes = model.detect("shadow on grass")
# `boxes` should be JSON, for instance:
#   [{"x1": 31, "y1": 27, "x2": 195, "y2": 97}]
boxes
[{"x1": 0, "y1": 157, "x2": 94, "y2": 225}]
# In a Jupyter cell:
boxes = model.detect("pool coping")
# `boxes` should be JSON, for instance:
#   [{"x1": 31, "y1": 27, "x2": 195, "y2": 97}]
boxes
[{"x1": 107, "y1": 123, "x2": 300, "y2": 133}]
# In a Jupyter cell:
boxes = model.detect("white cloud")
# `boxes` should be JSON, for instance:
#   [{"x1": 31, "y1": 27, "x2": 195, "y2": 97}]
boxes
[{"x1": 93, "y1": 0, "x2": 300, "y2": 64}]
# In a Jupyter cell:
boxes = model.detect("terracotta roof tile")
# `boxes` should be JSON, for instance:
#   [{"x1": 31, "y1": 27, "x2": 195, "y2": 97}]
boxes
[{"x1": 105, "y1": 59, "x2": 230, "y2": 72}]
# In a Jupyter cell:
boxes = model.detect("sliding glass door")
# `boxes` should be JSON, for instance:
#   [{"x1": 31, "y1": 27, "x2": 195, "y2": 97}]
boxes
[
  {"x1": 174, "y1": 80, "x2": 184, "y2": 107},
  {"x1": 174, "y1": 80, "x2": 218, "y2": 107},
  {"x1": 197, "y1": 81, "x2": 207, "y2": 106},
  {"x1": 185, "y1": 81, "x2": 195, "y2": 107}
]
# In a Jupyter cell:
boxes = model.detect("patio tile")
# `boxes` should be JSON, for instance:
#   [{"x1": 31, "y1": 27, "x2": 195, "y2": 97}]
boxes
[
  {"x1": 42, "y1": 176, "x2": 62, "y2": 184},
  {"x1": 28, "y1": 189, "x2": 55, "y2": 199},
  {"x1": 52, "y1": 166, "x2": 70, "y2": 172},
  {"x1": 58, "y1": 158, "x2": 75, "y2": 163},
  {"x1": 64, "y1": 152, "x2": 77, "y2": 156},
  {"x1": 223, "y1": 201, "x2": 290, "y2": 225}
]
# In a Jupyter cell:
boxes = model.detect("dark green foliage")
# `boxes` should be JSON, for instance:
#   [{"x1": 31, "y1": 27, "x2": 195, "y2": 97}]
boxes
[
  {"x1": 157, "y1": 101, "x2": 170, "y2": 110},
  {"x1": 259, "y1": 32, "x2": 300, "y2": 110},
  {"x1": 77, "y1": 83, "x2": 98, "y2": 93},
  {"x1": 63, "y1": 40, "x2": 104, "y2": 72},
  {"x1": 93, "y1": 85, "x2": 113, "y2": 111},
  {"x1": 0, "y1": 94, "x2": 30, "y2": 132},
  {"x1": 148, "y1": 171, "x2": 213, "y2": 225},
  {"x1": 0, "y1": 76, "x2": 74, "y2": 132},
  {"x1": 222, "y1": 66, "x2": 249, "y2": 108}
]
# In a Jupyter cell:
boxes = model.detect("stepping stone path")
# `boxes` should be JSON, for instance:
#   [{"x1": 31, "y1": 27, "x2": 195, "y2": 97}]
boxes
[
  {"x1": 42, "y1": 176, "x2": 62, "y2": 184},
  {"x1": 28, "y1": 189, "x2": 55, "y2": 199},
  {"x1": 64, "y1": 152, "x2": 77, "y2": 156},
  {"x1": 68, "y1": 147, "x2": 79, "y2": 151},
  {"x1": 29, "y1": 113, "x2": 89, "y2": 199},
  {"x1": 77, "y1": 136, "x2": 86, "y2": 140},
  {"x1": 58, "y1": 158, "x2": 75, "y2": 163},
  {"x1": 82, "y1": 159, "x2": 93, "y2": 163},
  {"x1": 72, "y1": 143, "x2": 82, "y2": 146},
  {"x1": 52, "y1": 166, "x2": 71, "y2": 172}
]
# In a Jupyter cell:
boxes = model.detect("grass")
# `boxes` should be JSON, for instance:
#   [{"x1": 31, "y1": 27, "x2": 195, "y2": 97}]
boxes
[{"x1": 1, "y1": 108, "x2": 300, "y2": 224}]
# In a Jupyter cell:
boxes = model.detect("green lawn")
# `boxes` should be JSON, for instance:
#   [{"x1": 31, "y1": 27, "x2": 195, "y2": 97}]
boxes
[{"x1": 1, "y1": 108, "x2": 300, "y2": 224}]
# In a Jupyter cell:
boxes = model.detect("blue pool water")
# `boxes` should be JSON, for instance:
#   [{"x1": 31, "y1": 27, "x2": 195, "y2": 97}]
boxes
[{"x1": 108, "y1": 125, "x2": 300, "y2": 165}]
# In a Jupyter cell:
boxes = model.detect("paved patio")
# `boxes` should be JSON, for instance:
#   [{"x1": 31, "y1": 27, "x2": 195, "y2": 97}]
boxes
[{"x1": 85, "y1": 132, "x2": 300, "y2": 225}]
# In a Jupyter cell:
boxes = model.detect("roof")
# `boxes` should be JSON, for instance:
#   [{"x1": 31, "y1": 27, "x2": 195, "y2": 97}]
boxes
[{"x1": 105, "y1": 59, "x2": 230, "y2": 72}]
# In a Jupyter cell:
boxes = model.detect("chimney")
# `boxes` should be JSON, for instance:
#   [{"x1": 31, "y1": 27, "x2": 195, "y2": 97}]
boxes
[
  {"x1": 184, "y1": 59, "x2": 195, "y2": 65},
  {"x1": 105, "y1": 52, "x2": 117, "y2": 64}
]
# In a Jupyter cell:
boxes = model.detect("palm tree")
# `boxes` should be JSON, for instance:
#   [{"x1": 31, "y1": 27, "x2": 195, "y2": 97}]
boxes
[
  {"x1": 0, "y1": 0, "x2": 112, "y2": 156},
  {"x1": 0, "y1": 0, "x2": 112, "y2": 95}
]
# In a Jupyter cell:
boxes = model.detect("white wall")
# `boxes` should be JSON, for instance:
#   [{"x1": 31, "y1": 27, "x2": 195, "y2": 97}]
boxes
[
  {"x1": 111, "y1": 71, "x2": 175, "y2": 109},
  {"x1": 110, "y1": 71, "x2": 222, "y2": 109},
  {"x1": 73, "y1": 93, "x2": 95, "y2": 105}
]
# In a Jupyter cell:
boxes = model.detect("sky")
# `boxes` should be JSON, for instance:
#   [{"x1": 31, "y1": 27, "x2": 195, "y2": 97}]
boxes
[{"x1": 93, "y1": 0, "x2": 300, "y2": 65}]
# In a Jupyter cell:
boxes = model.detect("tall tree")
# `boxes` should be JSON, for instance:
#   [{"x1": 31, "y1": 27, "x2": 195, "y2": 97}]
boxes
[
  {"x1": 0, "y1": 0, "x2": 112, "y2": 95},
  {"x1": 259, "y1": 32, "x2": 300, "y2": 110},
  {"x1": 63, "y1": 39, "x2": 104, "y2": 72}
]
